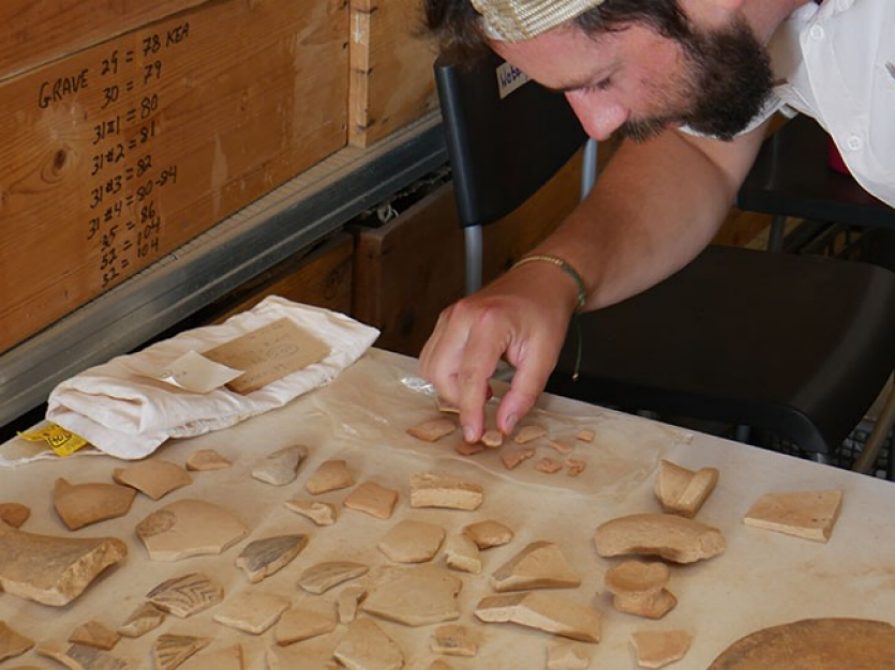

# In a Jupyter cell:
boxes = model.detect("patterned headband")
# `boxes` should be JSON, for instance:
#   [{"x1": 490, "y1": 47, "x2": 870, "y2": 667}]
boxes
[{"x1": 470, "y1": 0, "x2": 607, "y2": 41}]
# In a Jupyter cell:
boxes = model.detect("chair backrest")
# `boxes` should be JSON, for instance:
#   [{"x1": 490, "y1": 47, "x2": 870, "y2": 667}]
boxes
[{"x1": 434, "y1": 52, "x2": 588, "y2": 228}]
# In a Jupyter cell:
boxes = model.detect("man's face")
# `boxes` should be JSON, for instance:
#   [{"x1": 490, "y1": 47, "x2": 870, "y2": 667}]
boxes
[{"x1": 492, "y1": 13, "x2": 774, "y2": 141}]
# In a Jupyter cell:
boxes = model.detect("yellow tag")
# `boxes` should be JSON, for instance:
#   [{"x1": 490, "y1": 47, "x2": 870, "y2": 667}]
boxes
[{"x1": 17, "y1": 423, "x2": 90, "y2": 457}]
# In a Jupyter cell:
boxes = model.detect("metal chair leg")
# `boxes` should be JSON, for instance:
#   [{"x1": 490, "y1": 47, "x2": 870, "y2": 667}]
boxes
[
  {"x1": 768, "y1": 214, "x2": 787, "y2": 252},
  {"x1": 853, "y1": 381, "x2": 895, "y2": 475}
]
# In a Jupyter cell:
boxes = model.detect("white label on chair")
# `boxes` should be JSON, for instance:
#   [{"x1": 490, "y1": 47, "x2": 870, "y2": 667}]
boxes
[{"x1": 496, "y1": 61, "x2": 530, "y2": 99}]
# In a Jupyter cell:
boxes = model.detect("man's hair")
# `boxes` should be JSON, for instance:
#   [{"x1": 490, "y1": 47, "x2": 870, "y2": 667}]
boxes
[{"x1": 423, "y1": 0, "x2": 691, "y2": 64}]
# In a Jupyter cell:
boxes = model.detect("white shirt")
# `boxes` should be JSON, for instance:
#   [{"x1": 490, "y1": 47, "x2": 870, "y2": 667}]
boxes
[{"x1": 759, "y1": 0, "x2": 895, "y2": 206}]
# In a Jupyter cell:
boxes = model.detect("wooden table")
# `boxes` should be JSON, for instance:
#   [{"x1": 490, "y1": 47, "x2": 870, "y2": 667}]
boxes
[{"x1": 1, "y1": 348, "x2": 894, "y2": 668}]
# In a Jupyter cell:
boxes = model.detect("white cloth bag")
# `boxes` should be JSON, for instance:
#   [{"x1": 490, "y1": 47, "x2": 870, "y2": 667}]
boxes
[{"x1": 47, "y1": 297, "x2": 379, "y2": 459}]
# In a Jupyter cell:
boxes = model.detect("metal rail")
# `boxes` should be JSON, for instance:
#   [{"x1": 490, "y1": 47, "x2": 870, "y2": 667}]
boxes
[{"x1": 0, "y1": 115, "x2": 446, "y2": 427}]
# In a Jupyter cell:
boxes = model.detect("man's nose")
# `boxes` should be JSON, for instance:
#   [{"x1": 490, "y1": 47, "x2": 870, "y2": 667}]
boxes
[{"x1": 564, "y1": 90, "x2": 628, "y2": 141}]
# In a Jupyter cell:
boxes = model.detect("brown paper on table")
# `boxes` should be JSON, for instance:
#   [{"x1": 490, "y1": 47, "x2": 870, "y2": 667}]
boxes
[{"x1": 203, "y1": 318, "x2": 331, "y2": 394}]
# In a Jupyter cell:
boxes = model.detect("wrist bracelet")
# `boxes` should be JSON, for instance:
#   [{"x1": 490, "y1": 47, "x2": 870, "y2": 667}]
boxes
[
  {"x1": 511, "y1": 253, "x2": 586, "y2": 381},
  {"x1": 511, "y1": 254, "x2": 587, "y2": 312}
]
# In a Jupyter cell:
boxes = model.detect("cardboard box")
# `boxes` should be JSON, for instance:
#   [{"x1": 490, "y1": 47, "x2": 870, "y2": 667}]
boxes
[
  {"x1": 349, "y1": 0, "x2": 439, "y2": 147},
  {"x1": 0, "y1": 0, "x2": 348, "y2": 354}
]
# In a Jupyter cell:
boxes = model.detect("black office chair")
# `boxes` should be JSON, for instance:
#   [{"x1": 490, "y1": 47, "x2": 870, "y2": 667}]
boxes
[
  {"x1": 435, "y1": 53, "x2": 895, "y2": 466},
  {"x1": 737, "y1": 114, "x2": 895, "y2": 475}
]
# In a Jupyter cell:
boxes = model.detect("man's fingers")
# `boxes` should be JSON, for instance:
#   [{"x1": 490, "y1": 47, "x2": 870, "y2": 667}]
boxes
[
  {"x1": 496, "y1": 340, "x2": 557, "y2": 435},
  {"x1": 455, "y1": 312, "x2": 509, "y2": 442},
  {"x1": 419, "y1": 306, "x2": 466, "y2": 406}
]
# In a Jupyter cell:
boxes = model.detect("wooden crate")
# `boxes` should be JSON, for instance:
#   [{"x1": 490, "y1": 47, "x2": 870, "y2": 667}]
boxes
[
  {"x1": 0, "y1": 1, "x2": 206, "y2": 81},
  {"x1": 0, "y1": 0, "x2": 348, "y2": 354},
  {"x1": 353, "y1": 152, "x2": 583, "y2": 356},
  {"x1": 349, "y1": 0, "x2": 439, "y2": 147}
]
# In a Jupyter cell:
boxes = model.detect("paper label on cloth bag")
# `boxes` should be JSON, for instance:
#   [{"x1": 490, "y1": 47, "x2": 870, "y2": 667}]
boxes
[
  {"x1": 155, "y1": 350, "x2": 244, "y2": 394},
  {"x1": 18, "y1": 423, "x2": 90, "y2": 456},
  {"x1": 202, "y1": 317, "x2": 331, "y2": 394}
]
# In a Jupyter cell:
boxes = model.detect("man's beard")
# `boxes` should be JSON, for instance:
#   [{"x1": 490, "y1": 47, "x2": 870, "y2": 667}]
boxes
[{"x1": 620, "y1": 17, "x2": 774, "y2": 142}]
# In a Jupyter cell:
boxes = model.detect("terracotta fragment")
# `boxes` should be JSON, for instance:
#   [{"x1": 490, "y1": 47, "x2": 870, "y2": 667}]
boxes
[
  {"x1": 575, "y1": 429, "x2": 595, "y2": 443},
  {"x1": 235, "y1": 534, "x2": 308, "y2": 582},
  {"x1": 0, "y1": 503, "x2": 30, "y2": 529},
  {"x1": 338, "y1": 585, "x2": 367, "y2": 624},
  {"x1": 444, "y1": 534, "x2": 482, "y2": 574},
  {"x1": 605, "y1": 561, "x2": 676, "y2": 619},
  {"x1": 0, "y1": 522, "x2": 127, "y2": 606},
  {"x1": 431, "y1": 624, "x2": 477, "y2": 657},
  {"x1": 513, "y1": 424, "x2": 547, "y2": 444},
  {"x1": 428, "y1": 662, "x2": 454, "y2": 670},
  {"x1": 547, "y1": 439, "x2": 573, "y2": 455},
  {"x1": 306, "y1": 459, "x2": 354, "y2": 494},
  {"x1": 535, "y1": 457, "x2": 563, "y2": 474},
  {"x1": 37, "y1": 643, "x2": 129, "y2": 669},
  {"x1": 502, "y1": 448, "x2": 535, "y2": 470},
  {"x1": 274, "y1": 607, "x2": 337, "y2": 645},
  {"x1": 547, "y1": 641, "x2": 591, "y2": 669},
  {"x1": 344, "y1": 482, "x2": 399, "y2": 520},
  {"x1": 298, "y1": 561, "x2": 369, "y2": 595},
  {"x1": 266, "y1": 646, "x2": 340, "y2": 670},
  {"x1": 334, "y1": 619, "x2": 405, "y2": 670},
  {"x1": 136, "y1": 498, "x2": 247, "y2": 561},
  {"x1": 53, "y1": 478, "x2": 137, "y2": 530},
  {"x1": 462, "y1": 520, "x2": 514, "y2": 550},
  {"x1": 112, "y1": 459, "x2": 191, "y2": 500},
  {"x1": 378, "y1": 520, "x2": 446, "y2": 563},
  {"x1": 284, "y1": 498, "x2": 337, "y2": 525},
  {"x1": 491, "y1": 541, "x2": 581, "y2": 592},
  {"x1": 594, "y1": 513, "x2": 726, "y2": 563},
  {"x1": 437, "y1": 398, "x2": 460, "y2": 414},
  {"x1": 117, "y1": 602, "x2": 165, "y2": 638},
  {"x1": 179, "y1": 645, "x2": 243, "y2": 670},
  {"x1": 481, "y1": 430, "x2": 504, "y2": 448},
  {"x1": 146, "y1": 573, "x2": 224, "y2": 618},
  {"x1": 69, "y1": 620, "x2": 120, "y2": 650},
  {"x1": 185, "y1": 449, "x2": 232, "y2": 471},
  {"x1": 152, "y1": 634, "x2": 210, "y2": 670},
  {"x1": 0, "y1": 622, "x2": 33, "y2": 662},
  {"x1": 474, "y1": 592, "x2": 601, "y2": 642},
  {"x1": 213, "y1": 590, "x2": 291, "y2": 634},
  {"x1": 251, "y1": 445, "x2": 308, "y2": 486},
  {"x1": 631, "y1": 630, "x2": 692, "y2": 668},
  {"x1": 743, "y1": 489, "x2": 843, "y2": 542},
  {"x1": 655, "y1": 460, "x2": 719, "y2": 518},
  {"x1": 454, "y1": 442, "x2": 485, "y2": 456},
  {"x1": 566, "y1": 458, "x2": 587, "y2": 477},
  {"x1": 707, "y1": 618, "x2": 895, "y2": 669},
  {"x1": 409, "y1": 473, "x2": 483, "y2": 511},
  {"x1": 362, "y1": 566, "x2": 463, "y2": 626},
  {"x1": 407, "y1": 417, "x2": 457, "y2": 442}
]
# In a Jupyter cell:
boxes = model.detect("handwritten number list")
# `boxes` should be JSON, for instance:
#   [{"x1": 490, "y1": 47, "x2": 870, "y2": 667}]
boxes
[{"x1": 38, "y1": 22, "x2": 191, "y2": 289}]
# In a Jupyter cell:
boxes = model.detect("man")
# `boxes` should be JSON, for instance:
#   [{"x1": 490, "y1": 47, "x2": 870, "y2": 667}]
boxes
[{"x1": 419, "y1": 0, "x2": 894, "y2": 443}]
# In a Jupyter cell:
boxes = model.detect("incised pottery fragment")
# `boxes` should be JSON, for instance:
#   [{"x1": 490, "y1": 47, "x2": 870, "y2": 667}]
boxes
[{"x1": 235, "y1": 534, "x2": 308, "y2": 582}]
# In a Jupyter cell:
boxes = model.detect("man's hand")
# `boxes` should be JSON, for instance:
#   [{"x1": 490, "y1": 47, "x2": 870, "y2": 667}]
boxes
[{"x1": 419, "y1": 261, "x2": 580, "y2": 443}]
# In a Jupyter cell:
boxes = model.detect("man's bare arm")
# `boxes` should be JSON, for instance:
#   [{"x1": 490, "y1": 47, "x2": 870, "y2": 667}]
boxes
[{"x1": 420, "y1": 119, "x2": 773, "y2": 442}]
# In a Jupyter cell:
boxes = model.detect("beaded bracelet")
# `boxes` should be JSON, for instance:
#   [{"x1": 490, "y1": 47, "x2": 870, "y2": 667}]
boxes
[
  {"x1": 510, "y1": 253, "x2": 587, "y2": 380},
  {"x1": 511, "y1": 254, "x2": 587, "y2": 312}
]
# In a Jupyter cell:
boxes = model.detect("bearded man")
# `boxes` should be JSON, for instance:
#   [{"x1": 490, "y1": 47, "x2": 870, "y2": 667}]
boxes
[{"x1": 419, "y1": 0, "x2": 894, "y2": 442}]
